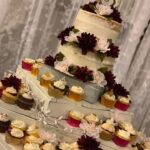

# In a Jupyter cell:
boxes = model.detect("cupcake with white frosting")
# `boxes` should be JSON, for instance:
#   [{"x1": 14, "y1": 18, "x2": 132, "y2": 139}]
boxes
[
  {"x1": 24, "y1": 143, "x2": 40, "y2": 150},
  {"x1": 59, "y1": 142, "x2": 79, "y2": 150},
  {"x1": 26, "y1": 124, "x2": 39, "y2": 137},
  {"x1": 100, "y1": 91, "x2": 116, "y2": 108},
  {"x1": 22, "y1": 58, "x2": 35, "y2": 71},
  {"x1": 31, "y1": 64, "x2": 41, "y2": 76},
  {"x1": 36, "y1": 58, "x2": 44, "y2": 66},
  {"x1": 42, "y1": 143, "x2": 56, "y2": 150},
  {"x1": 68, "y1": 86, "x2": 84, "y2": 101},
  {"x1": 84, "y1": 114, "x2": 99, "y2": 124},
  {"x1": 67, "y1": 110, "x2": 84, "y2": 127},
  {"x1": 40, "y1": 72, "x2": 54, "y2": 88},
  {"x1": 100, "y1": 118, "x2": 115, "y2": 141},
  {"x1": 0, "y1": 113, "x2": 11, "y2": 133},
  {"x1": 48, "y1": 78, "x2": 69, "y2": 99},
  {"x1": 25, "y1": 135, "x2": 43, "y2": 145},
  {"x1": 5, "y1": 128, "x2": 25, "y2": 145},
  {"x1": 2, "y1": 87, "x2": 18, "y2": 104},
  {"x1": 11, "y1": 120, "x2": 27, "y2": 131},
  {"x1": 113, "y1": 129, "x2": 130, "y2": 147}
]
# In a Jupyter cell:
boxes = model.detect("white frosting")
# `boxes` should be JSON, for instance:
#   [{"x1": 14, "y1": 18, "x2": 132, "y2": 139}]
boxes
[
  {"x1": 101, "y1": 119, "x2": 115, "y2": 133},
  {"x1": 85, "y1": 114, "x2": 99, "y2": 123},
  {"x1": 53, "y1": 78, "x2": 66, "y2": 90},
  {"x1": 42, "y1": 73, "x2": 54, "y2": 81},
  {"x1": 117, "y1": 129, "x2": 130, "y2": 140},
  {"x1": 0, "y1": 82, "x2": 3, "y2": 88},
  {"x1": 0, "y1": 113, "x2": 9, "y2": 122},
  {"x1": 10, "y1": 128, "x2": 24, "y2": 138},
  {"x1": 42, "y1": 143, "x2": 55, "y2": 150},
  {"x1": 59, "y1": 142, "x2": 79, "y2": 150},
  {"x1": 70, "y1": 110, "x2": 84, "y2": 120},
  {"x1": 5, "y1": 87, "x2": 17, "y2": 94},
  {"x1": 118, "y1": 96, "x2": 130, "y2": 104},
  {"x1": 26, "y1": 135, "x2": 43, "y2": 144},
  {"x1": 95, "y1": 4, "x2": 113, "y2": 16},
  {"x1": 104, "y1": 92, "x2": 115, "y2": 101},
  {"x1": 70, "y1": 86, "x2": 84, "y2": 94},
  {"x1": 95, "y1": 38, "x2": 110, "y2": 53},
  {"x1": 22, "y1": 93, "x2": 33, "y2": 100},
  {"x1": 24, "y1": 58, "x2": 35, "y2": 64},
  {"x1": 24, "y1": 143, "x2": 40, "y2": 150},
  {"x1": 11, "y1": 120, "x2": 26, "y2": 130},
  {"x1": 27, "y1": 124, "x2": 38, "y2": 135},
  {"x1": 36, "y1": 58, "x2": 44, "y2": 63}
]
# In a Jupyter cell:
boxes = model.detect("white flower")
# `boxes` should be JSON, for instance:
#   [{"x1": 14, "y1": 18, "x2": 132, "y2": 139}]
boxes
[
  {"x1": 95, "y1": 4, "x2": 113, "y2": 16},
  {"x1": 65, "y1": 31, "x2": 80, "y2": 42},
  {"x1": 93, "y1": 71, "x2": 106, "y2": 86},
  {"x1": 95, "y1": 38, "x2": 110, "y2": 53}
]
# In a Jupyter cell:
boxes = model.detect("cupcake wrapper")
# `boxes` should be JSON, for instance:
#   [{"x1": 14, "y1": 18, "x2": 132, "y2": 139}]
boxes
[
  {"x1": 16, "y1": 99, "x2": 34, "y2": 110},
  {"x1": 115, "y1": 101, "x2": 129, "y2": 111},
  {"x1": 40, "y1": 78, "x2": 51, "y2": 88},
  {"x1": 67, "y1": 116, "x2": 81, "y2": 127},
  {"x1": 2, "y1": 92, "x2": 17, "y2": 104},
  {"x1": 31, "y1": 68, "x2": 39, "y2": 76},
  {"x1": 68, "y1": 91, "x2": 84, "y2": 102},
  {"x1": 100, "y1": 130, "x2": 113, "y2": 141},
  {"x1": 113, "y1": 135, "x2": 129, "y2": 147},
  {"x1": 22, "y1": 61, "x2": 33, "y2": 71}
]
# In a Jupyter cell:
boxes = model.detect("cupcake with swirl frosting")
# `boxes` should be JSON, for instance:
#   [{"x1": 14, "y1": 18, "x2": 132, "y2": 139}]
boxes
[
  {"x1": 0, "y1": 113, "x2": 11, "y2": 133},
  {"x1": 26, "y1": 124, "x2": 39, "y2": 137},
  {"x1": 84, "y1": 114, "x2": 99, "y2": 124},
  {"x1": 11, "y1": 120, "x2": 27, "y2": 131},
  {"x1": 25, "y1": 135, "x2": 43, "y2": 145},
  {"x1": 24, "y1": 143, "x2": 40, "y2": 150},
  {"x1": 68, "y1": 86, "x2": 84, "y2": 102}
]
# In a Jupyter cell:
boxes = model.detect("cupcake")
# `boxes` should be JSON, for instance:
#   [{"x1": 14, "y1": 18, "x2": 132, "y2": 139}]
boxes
[
  {"x1": 19, "y1": 83, "x2": 29, "y2": 95},
  {"x1": 115, "y1": 95, "x2": 131, "y2": 111},
  {"x1": 36, "y1": 58, "x2": 44, "y2": 66},
  {"x1": 11, "y1": 120, "x2": 27, "y2": 131},
  {"x1": 67, "y1": 110, "x2": 84, "y2": 127},
  {"x1": 48, "y1": 78, "x2": 68, "y2": 99},
  {"x1": 5, "y1": 128, "x2": 25, "y2": 145},
  {"x1": 113, "y1": 129, "x2": 130, "y2": 147},
  {"x1": 31, "y1": 64, "x2": 41, "y2": 76},
  {"x1": 23, "y1": 143, "x2": 40, "y2": 150},
  {"x1": 100, "y1": 118, "x2": 115, "y2": 141},
  {"x1": 40, "y1": 72, "x2": 54, "y2": 88},
  {"x1": 100, "y1": 91, "x2": 116, "y2": 108},
  {"x1": 0, "y1": 113, "x2": 11, "y2": 133},
  {"x1": 84, "y1": 114, "x2": 99, "y2": 124},
  {"x1": 2, "y1": 87, "x2": 18, "y2": 104},
  {"x1": 119, "y1": 122, "x2": 137, "y2": 142},
  {"x1": 26, "y1": 124, "x2": 39, "y2": 137},
  {"x1": 22, "y1": 58, "x2": 35, "y2": 71},
  {"x1": 16, "y1": 92, "x2": 35, "y2": 110},
  {"x1": 42, "y1": 143, "x2": 56, "y2": 150},
  {"x1": 59, "y1": 142, "x2": 79, "y2": 150},
  {"x1": 25, "y1": 135, "x2": 43, "y2": 145},
  {"x1": 0, "y1": 82, "x2": 3, "y2": 97},
  {"x1": 68, "y1": 86, "x2": 84, "y2": 101}
]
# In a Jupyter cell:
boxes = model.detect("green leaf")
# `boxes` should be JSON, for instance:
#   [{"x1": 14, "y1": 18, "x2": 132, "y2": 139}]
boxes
[
  {"x1": 55, "y1": 52, "x2": 64, "y2": 61},
  {"x1": 98, "y1": 67, "x2": 108, "y2": 73},
  {"x1": 72, "y1": 28, "x2": 79, "y2": 33},
  {"x1": 68, "y1": 41, "x2": 78, "y2": 47},
  {"x1": 97, "y1": 52, "x2": 106, "y2": 61}
]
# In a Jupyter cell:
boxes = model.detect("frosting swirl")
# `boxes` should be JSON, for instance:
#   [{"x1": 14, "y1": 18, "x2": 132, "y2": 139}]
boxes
[
  {"x1": 53, "y1": 78, "x2": 67, "y2": 90},
  {"x1": 24, "y1": 58, "x2": 35, "y2": 64},
  {"x1": 42, "y1": 143, "x2": 56, "y2": 150},
  {"x1": 27, "y1": 124, "x2": 38, "y2": 135},
  {"x1": 10, "y1": 128, "x2": 24, "y2": 138},
  {"x1": 26, "y1": 135, "x2": 43, "y2": 144},
  {"x1": 85, "y1": 114, "x2": 99, "y2": 124},
  {"x1": 117, "y1": 129, "x2": 130, "y2": 140},
  {"x1": 0, "y1": 113, "x2": 10, "y2": 122},
  {"x1": 22, "y1": 93, "x2": 33, "y2": 100},
  {"x1": 24, "y1": 143, "x2": 40, "y2": 150},
  {"x1": 104, "y1": 92, "x2": 115, "y2": 101},
  {"x1": 118, "y1": 96, "x2": 130, "y2": 104},
  {"x1": 59, "y1": 142, "x2": 79, "y2": 150},
  {"x1": 5, "y1": 87, "x2": 17, "y2": 94},
  {"x1": 70, "y1": 86, "x2": 84, "y2": 94},
  {"x1": 69, "y1": 110, "x2": 84, "y2": 120},
  {"x1": 11, "y1": 120, "x2": 26, "y2": 130}
]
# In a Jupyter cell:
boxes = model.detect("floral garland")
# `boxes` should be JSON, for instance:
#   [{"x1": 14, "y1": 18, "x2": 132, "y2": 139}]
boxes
[
  {"x1": 81, "y1": 0, "x2": 122, "y2": 23},
  {"x1": 58, "y1": 27, "x2": 120, "y2": 61}
]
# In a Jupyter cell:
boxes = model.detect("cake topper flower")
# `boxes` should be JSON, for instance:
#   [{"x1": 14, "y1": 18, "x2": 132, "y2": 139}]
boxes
[
  {"x1": 77, "y1": 135, "x2": 102, "y2": 150},
  {"x1": 1, "y1": 75, "x2": 21, "y2": 91},
  {"x1": 44, "y1": 55, "x2": 56, "y2": 67}
]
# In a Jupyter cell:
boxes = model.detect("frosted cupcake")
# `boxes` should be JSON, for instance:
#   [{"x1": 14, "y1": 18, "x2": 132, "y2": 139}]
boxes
[
  {"x1": 25, "y1": 135, "x2": 43, "y2": 145},
  {"x1": 113, "y1": 129, "x2": 130, "y2": 147},
  {"x1": 5, "y1": 128, "x2": 25, "y2": 145},
  {"x1": 48, "y1": 78, "x2": 68, "y2": 99},
  {"x1": 22, "y1": 58, "x2": 35, "y2": 71},
  {"x1": 0, "y1": 82, "x2": 3, "y2": 97},
  {"x1": 85, "y1": 114, "x2": 99, "y2": 124},
  {"x1": 19, "y1": 83, "x2": 29, "y2": 95},
  {"x1": 100, "y1": 118, "x2": 115, "y2": 141},
  {"x1": 40, "y1": 72, "x2": 54, "y2": 88},
  {"x1": 59, "y1": 142, "x2": 79, "y2": 150},
  {"x1": 42, "y1": 143, "x2": 56, "y2": 150},
  {"x1": 24, "y1": 143, "x2": 40, "y2": 150},
  {"x1": 31, "y1": 64, "x2": 41, "y2": 76},
  {"x1": 26, "y1": 124, "x2": 39, "y2": 137},
  {"x1": 0, "y1": 113, "x2": 11, "y2": 133},
  {"x1": 115, "y1": 95, "x2": 131, "y2": 111},
  {"x1": 68, "y1": 86, "x2": 84, "y2": 102},
  {"x1": 100, "y1": 91, "x2": 116, "y2": 108},
  {"x1": 2, "y1": 87, "x2": 18, "y2": 104},
  {"x1": 67, "y1": 110, "x2": 84, "y2": 127},
  {"x1": 11, "y1": 120, "x2": 27, "y2": 131},
  {"x1": 36, "y1": 58, "x2": 44, "y2": 66}
]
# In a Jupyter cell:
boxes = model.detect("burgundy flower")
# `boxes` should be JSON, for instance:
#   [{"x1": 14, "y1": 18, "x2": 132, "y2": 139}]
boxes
[
  {"x1": 44, "y1": 55, "x2": 56, "y2": 67},
  {"x1": 77, "y1": 135, "x2": 102, "y2": 150},
  {"x1": 113, "y1": 84, "x2": 129, "y2": 97},
  {"x1": 77, "y1": 33, "x2": 97, "y2": 55},
  {"x1": 1, "y1": 75, "x2": 21, "y2": 91},
  {"x1": 58, "y1": 26, "x2": 74, "y2": 45},
  {"x1": 106, "y1": 43, "x2": 120, "y2": 58},
  {"x1": 74, "y1": 66, "x2": 94, "y2": 82},
  {"x1": 81, "y1": 2, "x2": 97, "y2": 14},
  {"x1": 104, "y1": 71, "x2": 116, "y2": 90}
]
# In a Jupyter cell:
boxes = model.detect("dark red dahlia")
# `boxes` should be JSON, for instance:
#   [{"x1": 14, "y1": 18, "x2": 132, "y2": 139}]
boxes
[
  {"x1": 74, "y1": 66, "x2": 94, "y2": 82},
  {"x1": 44, "y1": 55, "x2": 56, "y2": 67},
  {"x1": 113, "y1": 84, "x2": 129, "y2": 98},
  {"x1": 1, "y1": 75, "x2": 21, "y2": 91},
  {"x1": 106, "y1": 43, "x2": 120, "y2": 58},
  {"x1": 77, "y1": 135, "x2": 102, "y2": 150},
  {"x1": 81, "y1": 2, "x2": 97, "y2": 14},
  {"x1": 77, "y1": 33, "x2": 97, "y2": 55},
  {"x1": 58, "y1": 26, "x2": 74, "y2": 45},
  {"x1": 104, "y1": 71, "x2": 116, "y2": 90}
]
